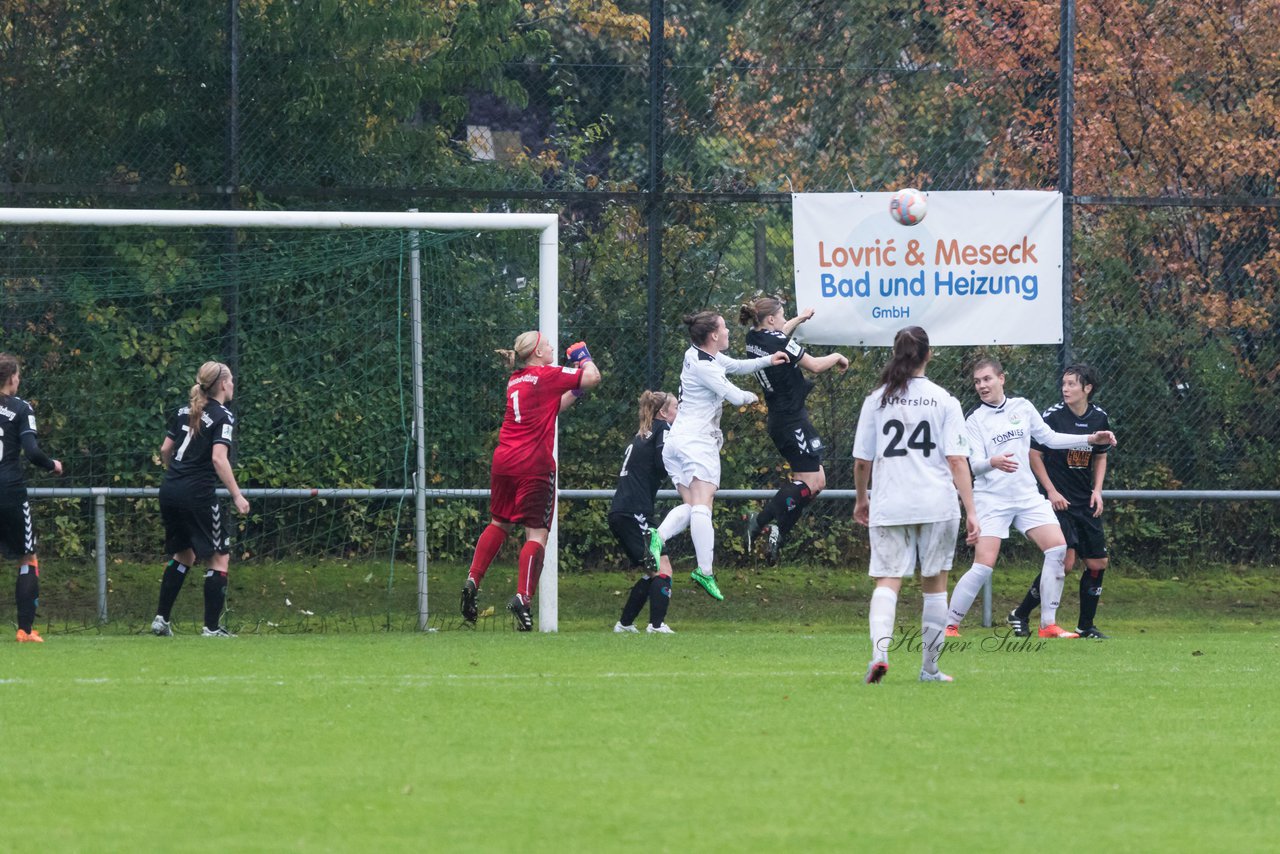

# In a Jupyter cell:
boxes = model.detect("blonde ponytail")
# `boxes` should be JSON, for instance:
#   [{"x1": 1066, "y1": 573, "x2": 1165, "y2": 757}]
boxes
[
  {"x1": 189, "y1": 360, "x2": 227, "y2": 434},
  {"x1": 496, "y1": 330, "x2": 542, "y2": 371},
  {"x1": 636, "y1": 390, "x2": 671, "y2": 437}
]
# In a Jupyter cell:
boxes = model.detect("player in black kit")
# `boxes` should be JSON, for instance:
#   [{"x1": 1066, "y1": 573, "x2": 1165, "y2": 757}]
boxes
[
  {"x1": 150, "y1": 361, "x2": 251, "y2": 638},
  {"x1": 610, "y1": 390, "x2": 679, "y2": 633},
  {"x1": 738, "y1": 296, "x2": 849, "y2": 564},
  {"x1": 0, "y1": 354, "x2": 64, "y2": 643},
  {"x1": 1009, "y1": 364, "x2": 1113, "y2": 638}
]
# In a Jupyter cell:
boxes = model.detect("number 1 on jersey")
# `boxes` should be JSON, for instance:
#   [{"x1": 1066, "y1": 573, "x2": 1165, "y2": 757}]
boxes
[{"x1": 510, "y1": 389, "x2": 522, "y2": 423}]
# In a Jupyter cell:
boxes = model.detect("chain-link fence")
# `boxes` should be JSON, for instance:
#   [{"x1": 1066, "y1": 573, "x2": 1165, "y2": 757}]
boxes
[{"x1": 3, "y1": 0, "x2": 1277, "y2": 579}]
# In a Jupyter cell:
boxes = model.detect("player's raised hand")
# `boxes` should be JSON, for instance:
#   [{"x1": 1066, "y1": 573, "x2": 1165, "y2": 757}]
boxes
[
  {"x1": 1089, "y1": 430, "x2": 1116, "y2": 447},
  {"x1": 768, "y1": 351, "x2": 788, "y2": 366},
  {"x1": 566, "y1": 341, "x2": 593, "y2": 365},
  {"x1": 990, "y1": 452, "x2": 1018, "y2": 472},
  {"x1": 796, "y1": 307, "x2": 815, "y2": 323},
  {"x1": 832, "y1": 353, "x2": 850, "y2": 372}
]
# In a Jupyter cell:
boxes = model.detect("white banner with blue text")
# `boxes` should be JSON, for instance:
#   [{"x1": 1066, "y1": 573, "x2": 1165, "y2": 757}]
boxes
[{"x1": 791, "y1": 191, "x2": 1063, "y2": 346}]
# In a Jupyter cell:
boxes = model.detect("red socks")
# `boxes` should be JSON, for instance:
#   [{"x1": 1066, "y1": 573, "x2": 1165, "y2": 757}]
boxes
[
  {"x1": 516, "y1": 541, "x2": 545, "y2": 601},
  {"x1": 468, "y1": 524, "x2": 508, "y2": 585}
]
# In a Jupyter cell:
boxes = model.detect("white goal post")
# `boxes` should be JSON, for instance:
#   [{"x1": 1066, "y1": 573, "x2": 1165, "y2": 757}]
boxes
[{"x1": 0, "y1": 206, "x2": 565, "y2": 632}]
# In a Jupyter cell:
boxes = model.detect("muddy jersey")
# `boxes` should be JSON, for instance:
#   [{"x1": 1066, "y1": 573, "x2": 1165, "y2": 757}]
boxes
[{"x1": 852, "y1": 377, "x2": 969, "y2": 526}]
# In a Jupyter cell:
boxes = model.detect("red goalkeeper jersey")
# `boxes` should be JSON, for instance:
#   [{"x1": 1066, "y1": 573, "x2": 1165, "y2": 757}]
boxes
[{"x1": 491, "y1": 364, "x2": 584, "y2": 475}]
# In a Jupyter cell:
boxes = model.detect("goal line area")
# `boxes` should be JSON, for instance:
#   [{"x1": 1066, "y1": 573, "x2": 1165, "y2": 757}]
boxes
[{"x1": 1, "y1": 207, "x2": 561, "y2": 631}]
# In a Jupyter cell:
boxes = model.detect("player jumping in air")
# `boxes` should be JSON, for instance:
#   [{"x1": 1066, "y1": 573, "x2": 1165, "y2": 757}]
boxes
[
  {"x1": 459, "y1": 332, "x2": 601, "y2": 631},
  {"x1": 739, "y1": 296, "x2": 849, "y2": 565},
  {"x1": 653, "y1": 311, "x2": 786, "y2": 603},
  {"x1": 944, "y1": 358, "x2": 1116, "y2": 639}
]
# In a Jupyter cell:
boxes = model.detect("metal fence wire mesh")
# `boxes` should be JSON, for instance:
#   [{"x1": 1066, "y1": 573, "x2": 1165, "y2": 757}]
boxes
[{"x1": 2, "y1": 0, "x2": 1277, "y2": 608}]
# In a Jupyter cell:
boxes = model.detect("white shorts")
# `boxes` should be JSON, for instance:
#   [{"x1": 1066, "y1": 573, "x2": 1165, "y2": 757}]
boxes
[
  {"x1": 868, "y1": 519, "x2": 960, "y2": 578},
  {"x1": 662, "y1": 432, "x2": 722, "y2": 489},
  {"x1": 978, "y1": 499, "x2": 1059, "y2": 540}
]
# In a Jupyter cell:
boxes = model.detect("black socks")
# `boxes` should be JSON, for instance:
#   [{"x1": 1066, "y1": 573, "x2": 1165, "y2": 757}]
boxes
[{"x1": 156, "y1": 559, "x2": 189, "y2": 620}]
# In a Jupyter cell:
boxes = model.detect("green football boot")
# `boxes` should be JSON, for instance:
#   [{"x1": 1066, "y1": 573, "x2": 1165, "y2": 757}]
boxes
[{"x1": 690, "y1": 569, "x2": 724, "y2": 601}]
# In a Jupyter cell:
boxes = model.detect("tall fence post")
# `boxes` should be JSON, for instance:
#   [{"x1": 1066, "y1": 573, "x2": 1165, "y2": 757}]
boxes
[
  {"x1": 645, "y1": 0, "x2": 665, "y2": 391},
  {"x1": 95, "y1": 491, "x2": 108, "y2": 624},
  {"x1": 1058, "y1": 0, "x2": 1077, "y2": 373}
]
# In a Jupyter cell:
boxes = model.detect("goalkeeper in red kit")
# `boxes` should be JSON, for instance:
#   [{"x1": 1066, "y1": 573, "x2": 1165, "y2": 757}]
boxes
[{"x1": 460, "y1": 332, "x2": 601, "y2": 630}]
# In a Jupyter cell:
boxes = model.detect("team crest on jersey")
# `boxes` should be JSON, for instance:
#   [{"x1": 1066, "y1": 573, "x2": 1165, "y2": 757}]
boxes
[{"x1": 1008, "y1": 414, "x2": 1021, "y2": 425}]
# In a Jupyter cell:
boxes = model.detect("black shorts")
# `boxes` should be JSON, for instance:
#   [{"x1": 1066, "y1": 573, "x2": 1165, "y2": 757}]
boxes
[
  {"x1": 1055, "y1": 506, "x2": 1107, "y2": 560},
  {"x1": 161, "y1": 498, "x2": 230, "y2": 561},
  {"x1": 0, "y1": 501, "x2": 37, "y2": 558},
  {"x1": 767, "y1": 417, "x2": 824, "y2": 473},
  {"x1": 607, "y1": 511, "x2": 664, "y2": 569}
]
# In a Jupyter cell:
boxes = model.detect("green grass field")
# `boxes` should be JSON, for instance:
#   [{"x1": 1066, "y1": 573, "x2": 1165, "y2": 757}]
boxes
[{"x1": 2, "y1": 566, "x2": 1278, "y2": 851}]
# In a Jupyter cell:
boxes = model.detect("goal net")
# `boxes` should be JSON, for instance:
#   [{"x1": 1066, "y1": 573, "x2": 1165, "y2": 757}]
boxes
[{"x1": 0, "y1": 208, "x2": 561, "y2": 633}]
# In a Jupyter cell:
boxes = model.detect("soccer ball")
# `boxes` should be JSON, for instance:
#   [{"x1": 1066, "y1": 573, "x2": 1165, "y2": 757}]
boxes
[{"x1": 889, "y1": 188, "x2": 928, "y2": 226}]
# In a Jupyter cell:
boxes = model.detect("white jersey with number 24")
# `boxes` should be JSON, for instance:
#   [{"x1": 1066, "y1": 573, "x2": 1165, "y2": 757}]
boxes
[{"x1": 852, "y1": 376, "x2": 969, "y2": 526}]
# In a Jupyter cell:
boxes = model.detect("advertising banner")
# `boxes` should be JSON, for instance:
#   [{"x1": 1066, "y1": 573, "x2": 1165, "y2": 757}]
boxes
[{"x1": 792, "y1": 191, "x2": 1063, "y2": 345}]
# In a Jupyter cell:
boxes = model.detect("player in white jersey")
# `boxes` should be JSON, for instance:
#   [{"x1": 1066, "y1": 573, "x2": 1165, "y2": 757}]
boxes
[
  {"x1": 656, "y1": 310, "x2": 785, "y2": 602},
  {"x1": 853, "y1": 326, "x2": 979, "y2": 684},
  {"x1": 944, "y1": 357, "x2": 1116, "y2": 638}
]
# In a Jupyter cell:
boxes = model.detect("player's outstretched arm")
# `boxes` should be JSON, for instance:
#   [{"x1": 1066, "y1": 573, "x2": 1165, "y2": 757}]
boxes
[
  {"x1": 715, "y1": 350, "x2": 780, "y2": 375},
  {"x1": 799, "y1": 352, "x2": 850, "y2": 374},
  {"x1": 781, "y1": 307, "x2": 815, "y2": 337}
]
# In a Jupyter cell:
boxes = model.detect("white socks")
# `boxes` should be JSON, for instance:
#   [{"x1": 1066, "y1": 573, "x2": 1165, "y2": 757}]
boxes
[
  {"x1": 689, "y1": 505, "x2": 714, "y2": 574},
  {"x1": 869, "y1": 587, "x2": 897, "y2": 665},
  {"x1": 946, "y1": 563, "x2": 992, "y2": 626},
  {"x1": 657, "y1": 503, "x2": 692, "y2": 542},
  {"x1": 1039, "y1": 545, "x2": 1068, "y2": 628},
  {"x1": 921, "y1": 592, "x2": 947, "y2": 675}
]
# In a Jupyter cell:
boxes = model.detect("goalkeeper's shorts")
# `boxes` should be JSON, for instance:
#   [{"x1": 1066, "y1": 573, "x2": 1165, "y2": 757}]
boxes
[{"x1": 489, "y1": 470, "x2": 556, "y2": 530}]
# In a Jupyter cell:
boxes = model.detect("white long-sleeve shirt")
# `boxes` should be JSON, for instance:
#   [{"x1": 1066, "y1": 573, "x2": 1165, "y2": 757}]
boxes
[
  {"x1": 668, "y1": 347, "x2": 772, "y2": 441},
  {"x1": 966, "y1": 396, "x2": 1096, "y2": 510}
]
